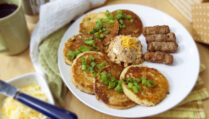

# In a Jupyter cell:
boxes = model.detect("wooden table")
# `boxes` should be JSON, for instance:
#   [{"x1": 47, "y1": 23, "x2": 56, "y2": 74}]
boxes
[{"x1": 0, "y1": 0, "x2": 209, "y2": 119}]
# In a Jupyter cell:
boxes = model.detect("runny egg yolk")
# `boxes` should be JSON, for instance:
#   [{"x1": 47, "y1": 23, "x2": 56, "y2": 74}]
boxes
[{"x1": 121, "y1": 36, "x2": 138, "y2": 49}]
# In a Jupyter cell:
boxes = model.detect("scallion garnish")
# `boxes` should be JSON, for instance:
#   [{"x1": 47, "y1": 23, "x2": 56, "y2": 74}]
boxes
[
  {"x1": 99, "y1": 34, "x2": 104, "y2": 39},
  {"x1": 123, "y1": 77, "x2": 156, "y2": 93},
  {"x1": 130, "y1": 19, "x2": 134, "y2": 23}
]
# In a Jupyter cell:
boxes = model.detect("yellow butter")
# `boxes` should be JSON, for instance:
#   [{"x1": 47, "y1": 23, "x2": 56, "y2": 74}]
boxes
[{"x1": 1, "y1": 83, "x2": 47, "y2": 119}]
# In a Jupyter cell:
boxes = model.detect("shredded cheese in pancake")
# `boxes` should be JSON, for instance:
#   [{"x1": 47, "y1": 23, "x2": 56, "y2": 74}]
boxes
[
  {"x1": 1, "y1": 83, "x2": 47, "y2": 119},
  {"x1": 121, "y1": 36, "x2": 138, "y2": 49}
]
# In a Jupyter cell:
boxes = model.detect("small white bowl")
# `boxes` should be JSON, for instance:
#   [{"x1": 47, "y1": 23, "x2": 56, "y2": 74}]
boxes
[{"x1": 0, "y1": 73, "x2": 55, "y2": 119}]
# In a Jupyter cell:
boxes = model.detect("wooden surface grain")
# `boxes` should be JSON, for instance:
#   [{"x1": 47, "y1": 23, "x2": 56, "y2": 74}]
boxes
[{"x1": 0, "y1": 0, "x2": 208, "y2": 119}]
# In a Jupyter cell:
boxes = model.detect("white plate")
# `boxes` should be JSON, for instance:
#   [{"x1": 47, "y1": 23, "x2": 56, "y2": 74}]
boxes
[{"x1": 58, "y1": 4, "x2": 200, "y2": 118}]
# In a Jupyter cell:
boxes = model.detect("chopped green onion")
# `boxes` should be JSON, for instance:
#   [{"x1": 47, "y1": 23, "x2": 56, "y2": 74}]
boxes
[
  {"x1": 84, "y1": 39, "x2": 95, "y2": 46},
  {"x1": 105, "y1": 30, "x2": 110, "y2": 35},
  {"x1": 117, "y1": 14, "x2": 123, "y2": 19},
  {"x1": 133, "y1": 82, "x2": 138, "y2": 86},
  {"x1": 108, "y1": 81, "x2": 116, "y2": 89},
  {"x1": 108, "y1": 14, "x2": 115, "y2": 20},
  {"x1": 103, "y1": 18, "x2": 109, "y2": 22},
  {"x1": 100, "y1": 72, "x2": 109, "y2": 85},
  {"x1": 128, "y1": 82, "x2": 133, "y2": 89},
  {"x1": 126, "y1": 15, "x2": 132, "y2": 19},
  {"x1": 119, "y1": 19, "x2": 124, "y2": 24},
  {"x1": 109, "y1": 19, "x2": 114, "y2": 24},
  {"x1": 132, "y1": 86, "x2": 139, "y2": 93},
  {"x1": 104, "y1": 79, "x2": 109, "y2": 85},
  {"x1": 110, "y1": 77, "x2": 116, "y2": 82},
  {"x1": 135, "y1": 78, "x2": 141, "y2": 83},
  {"x1": 141, "y1": 77, "x2": 147, "y2": 85},
  {"x1": 67, "y1": 51, "x2": 76, "y2": 60},
  {"x1": 130, "y1": 19, "x2": 134, "y2": 23},
  {"x1": 119, "y1": 24, "x2": 123, "y2": 29},
  {"x1": 88, "y1": 31, "x2": 91, "y2": 34},
  {"x1": 121, "y1": 24, "x2": 126, "y2": 29},
  {"x1": 123, "y1": 76, "x2": 156, "y2": 93},
  {"x1": 127, "y1": 78, "x2": 133, "y2": 83},
  {"x1": 94, "y1": 32, "x2": 99, "y2": 38},
  {"x1": 97, "y1": 62, "x2": 106, "y2": 70},
  {"x1": 80, "y1": 57, "x2": 87, "y2": 64},
  {"x1": 90, "y1": 62, "x2": 96, "y2": 68},
  {"x1": 89, "y1": 36, "x2": 93, "y2": 40},
  {"x1": 147, "y1": 80, "x2": 157, "y2": 88},
  {"x1": 89, "y1": 56, "x2": 95, "y2": 61},
  {"x1": 96, "y1": 20, "x2": 103, "y2": 29},
  {"x1": 100, "y1": 72, "x2": 107, "y2": 81},
  {"x1": 141, "y1": 77, "x2": 146, "y2": 80},
  {"x1": 117, "y1": 10, "x2": 122, "y2": 14},
  {"x1": 73, "y1": 50, "x2": 80, "y2": 56},
  {"x1": 97, "y1": 18, "x2": 103, "y2": 24},
  {"x1": 79, "y1": 46, "x2": 91, "y2": 52},
  {"x1": 114, "y1": 84, "x2": 123, "y2": 93},
  {"x1": 99, "y1": 34, "x2": 105, "y2": 39},
  {"x1": 81, "y1": 64, "x2": 87, "y2": 70},
  {"x1": 89, "y1": 67, "x2": 94, "y2": 74},
  {"x1": 105, "y1": 10, "x2": 110, "y2": 15},
  {"x1": 93, "y1": 27, "x2": 98, "y2": 32},
  {"x1": 118, "y1": 80, "x2": 122, "y2": 85},
  {"x1": 95, "y1": 26, "x2": 102, "y2": 31},
  {"x1": 135, "y1": 85, "x2": 141, "y2": 90}
]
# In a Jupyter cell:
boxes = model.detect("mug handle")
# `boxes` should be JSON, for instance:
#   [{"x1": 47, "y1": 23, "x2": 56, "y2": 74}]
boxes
[{"x1": 0, "y1": 34, "x2": 7, "y2": 52}]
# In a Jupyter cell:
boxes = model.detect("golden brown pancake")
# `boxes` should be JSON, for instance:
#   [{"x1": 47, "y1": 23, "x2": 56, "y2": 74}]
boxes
[
  {"x1": 112, "y1": 9, "x2": 143, "y2": 37},
  {"x1": 63, "y1": 34, "x2": 104, "y2": 65},
  {"x1": 71, "y1": 51, "x2": 110, "y2": 94},
  {"x1": 79, "y1": 12, "x2": 119, "y2": 47},
  {"x1": 94, "y1": 65, "x2": 136, "y2": 109},
  {"x1": 120, "y1": 65, "x2": 169, "y2": 106}
]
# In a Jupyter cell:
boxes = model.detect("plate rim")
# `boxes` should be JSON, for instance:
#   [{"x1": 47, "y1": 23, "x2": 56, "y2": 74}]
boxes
[{"x1": 58, "y1": 3, "x2": 200, "y2": 118}]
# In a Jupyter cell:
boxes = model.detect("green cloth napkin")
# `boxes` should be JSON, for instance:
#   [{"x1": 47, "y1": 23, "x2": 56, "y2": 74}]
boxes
[{"x1": 38, "y1": 25, "x2": 69, "y2": 105}]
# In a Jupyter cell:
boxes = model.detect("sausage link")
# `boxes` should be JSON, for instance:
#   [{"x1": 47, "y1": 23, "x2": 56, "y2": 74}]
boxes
[
  {"x1": 143, "y1": 25, "x2": 170, "y2": 36},
  {"x1": 146, "y1": 32, "x2": 176, "y2": 43},
  {"x1": 147, "y1": 42, "x2": 178, "y2": 53},
  {"x1": 144, "y1": 51, "x2": 173, "y2": 65}
]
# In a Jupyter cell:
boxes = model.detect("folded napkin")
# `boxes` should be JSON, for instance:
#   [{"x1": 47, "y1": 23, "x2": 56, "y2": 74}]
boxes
[
  {"x1": 30, "y1": 0, "x2": 106, "y2": 103},
  {"x1": 192, "y1": 3, "x2": 209, "y2": 44},
  {"x1": 169, "y1": 0, "x2": 209, "y2": 44}
]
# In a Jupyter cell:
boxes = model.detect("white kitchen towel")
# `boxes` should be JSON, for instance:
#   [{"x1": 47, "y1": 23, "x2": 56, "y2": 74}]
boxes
[{"x1": 30, "y1": 0, "x2": 106, "y2": 76}]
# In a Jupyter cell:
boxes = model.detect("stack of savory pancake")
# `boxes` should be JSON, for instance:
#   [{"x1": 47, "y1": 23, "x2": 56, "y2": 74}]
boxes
[{"x1": 63, "y1": 9, "x2": 169, "y2": 109}]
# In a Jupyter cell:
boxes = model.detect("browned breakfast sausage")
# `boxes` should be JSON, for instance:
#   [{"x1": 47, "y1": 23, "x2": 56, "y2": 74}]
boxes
[
  {"x1": 144, "y1": 51, "x2": 173, "y2": 65},
  {"x1": 147, "y1": 42, "x2": 178, "y2": 53},
  {"x1": 143, "y1": 25, "x2": 170, "y2": 36},
  {"x1": 145, "y1": 32, "x2": 176, "y2": 43}
]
